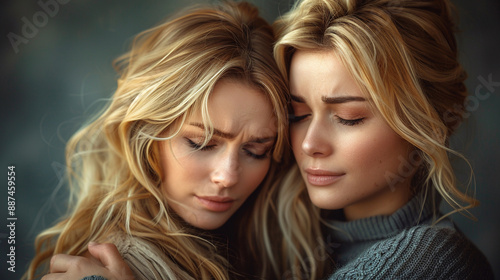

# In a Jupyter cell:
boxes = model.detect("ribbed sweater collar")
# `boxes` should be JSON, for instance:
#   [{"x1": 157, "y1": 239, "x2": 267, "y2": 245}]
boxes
[{"x1": 327, "y1": 193, "x2": 437, "y2": 242}]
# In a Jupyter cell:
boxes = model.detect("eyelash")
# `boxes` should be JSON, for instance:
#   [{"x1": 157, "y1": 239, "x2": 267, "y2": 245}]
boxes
[
  {"x1": 186, "y1": 138, "x2": 215, "y2": 151},
  {"x1": 289, "y1": 114, "x2": 310, "y2": 123},
  {"x1": 245, "y1": 150, "x2": 268, "y2": 160},
  {"x1": 337, "y1": 117, "x2": 364, "y2": 126},
  {"x1": 289, "y1": 114, "x2": 364, "y2": 126},
  {"x1": 185, "y1": 138, "x2": 269, "y2": 160}
]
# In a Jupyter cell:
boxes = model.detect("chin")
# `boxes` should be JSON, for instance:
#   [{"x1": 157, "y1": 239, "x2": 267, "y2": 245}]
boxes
[
  {"x1": 307, "y1": 188, "x2": 343, "y2": 210},
  {"x1": 195, "y1": 223, "x2": 223, "y2": 230},
  {"x1": 310, "y1": 199, "x2": 340, "y2": 210},
  {"x1": 190, "y1": 217, "x2": 229, "y2": 230}
]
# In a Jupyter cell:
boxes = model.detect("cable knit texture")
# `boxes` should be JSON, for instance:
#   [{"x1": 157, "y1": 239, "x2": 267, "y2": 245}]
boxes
[
  {"x1": 327, "y1": 194, "x2": 494, "y2": 279},
  {"x1": 109, "y1": 232, "x2": 195, "y2": 280}
]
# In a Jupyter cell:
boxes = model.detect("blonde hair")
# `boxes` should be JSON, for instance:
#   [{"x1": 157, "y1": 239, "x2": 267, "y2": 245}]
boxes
[
  {"x1": 26, "y1": 1, "x2": 289, "y2": 279},
  {"x1": 253, "y1": 161, "x2": 330, "y2": 279},
  {"x1": 274, "y1": 0, "x2": 477, "y2": 230}
]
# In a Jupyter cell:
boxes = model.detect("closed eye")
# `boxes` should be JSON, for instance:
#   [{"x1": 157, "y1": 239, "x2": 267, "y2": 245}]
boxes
[
  {"x1": 243, "y1": 142, "x2": 272, "y2": 160},
  {"x1": 243, "y1": 149, "x2": 269, "y2": 160},
  {"x1": 289, "y1": 114, "x2": 310, "y2": 123},
  {"x1": 336, "y1": 117, "x2": 364, "y2": 126},
  {"x1": 185, "y1": 138, "x2": 215, "y2": 151}
]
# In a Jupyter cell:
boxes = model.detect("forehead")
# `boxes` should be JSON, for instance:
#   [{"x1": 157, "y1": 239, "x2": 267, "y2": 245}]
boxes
[
  {"x1": 187, "y1": 79, "x2": 277, "y2": 137},
  {"x1": 290, "y1": 50, "x2": 365, "y2": 97}
]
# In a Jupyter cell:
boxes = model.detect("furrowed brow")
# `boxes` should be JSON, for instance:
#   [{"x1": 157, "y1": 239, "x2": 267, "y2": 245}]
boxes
[
  {"x1": 248, "y1": 136, "x2": 276, "y2": 144},
  {"x1": 189, "y1": 123, "x2": 235, "y2": 139}
]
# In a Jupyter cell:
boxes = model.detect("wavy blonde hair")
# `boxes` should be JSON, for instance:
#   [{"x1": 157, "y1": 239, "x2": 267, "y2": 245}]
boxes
[
  {"x1": 26, "y1": 1, "x2": 290, "y2": 279},
  {"x1": 274, "y1": 0, "x2": 478, "y2": 238},
  {"x1": 251, "y1": 160, "x2": 330, "y2": 279}
]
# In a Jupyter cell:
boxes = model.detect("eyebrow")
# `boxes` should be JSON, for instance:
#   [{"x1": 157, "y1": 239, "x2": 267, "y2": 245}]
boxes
[
  {"x1": 188, "y1": 123, "x2": 276, "y2": 143},
  {"x1": 290, "y1": 94, "x2": 366, "y2": 104},
  {"x1": 322, "y1": 96, "x2": 366, "y2": 104}
]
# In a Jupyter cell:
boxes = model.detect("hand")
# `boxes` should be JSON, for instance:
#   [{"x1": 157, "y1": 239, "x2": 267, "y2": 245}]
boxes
[{"x1": 41, "y1": 242, "x2": 135, "y2": 280}]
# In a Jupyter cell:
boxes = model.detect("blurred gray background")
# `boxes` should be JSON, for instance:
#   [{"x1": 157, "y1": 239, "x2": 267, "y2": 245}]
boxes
[{"x1": 1, "y1": 0, "x2": 499, "y2": 279}]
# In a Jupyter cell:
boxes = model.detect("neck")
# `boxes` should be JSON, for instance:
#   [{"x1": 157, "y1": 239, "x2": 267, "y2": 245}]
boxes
[{"x1": 343, "y1": 183, "x2": 412, "y2": 221}]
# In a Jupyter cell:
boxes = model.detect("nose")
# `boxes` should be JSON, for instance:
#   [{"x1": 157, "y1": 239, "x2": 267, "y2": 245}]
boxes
[
  {"x1": 211, "y1": 149, "x2": 239, "y2": 188},
  {"x1": 301, "y1": 118, "x2": 333, "y2": 157}
]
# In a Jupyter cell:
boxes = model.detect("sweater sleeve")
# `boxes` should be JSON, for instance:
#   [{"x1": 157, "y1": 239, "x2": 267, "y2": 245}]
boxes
[
  {"x1": 329, "y1": 226, "x2": 494, "y2": 280},
  {"x1": 110, "y1": 233, "x2": 195, "y2": 280}
]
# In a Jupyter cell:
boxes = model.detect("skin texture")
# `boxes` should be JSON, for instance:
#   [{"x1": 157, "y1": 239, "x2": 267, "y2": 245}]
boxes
[
  {"x1": 42, "y1": 243, "x2": 134, "y2": 280},
  {"x1": 159, "y1": 79, "x2": 277, "y2": 230},
  {"x1": 289, "y1": 50, "x2": 414, "y2": 221}
]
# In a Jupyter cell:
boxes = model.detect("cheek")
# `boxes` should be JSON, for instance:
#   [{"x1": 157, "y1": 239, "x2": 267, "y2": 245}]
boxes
[
  {"x1": 349, "y1": 129, "x2": 411, "y2": 176},
  {"x1": 175, "y1": 155, "x2": 205, "y2": 175},
  {"x1": 160, "y1": 144, "x2": 208, "y2": 190}
]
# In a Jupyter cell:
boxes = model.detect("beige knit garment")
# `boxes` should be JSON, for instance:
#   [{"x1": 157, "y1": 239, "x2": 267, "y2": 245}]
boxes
[{"x1": 109, "y1": 232, "x2": 196, "y2": 280}]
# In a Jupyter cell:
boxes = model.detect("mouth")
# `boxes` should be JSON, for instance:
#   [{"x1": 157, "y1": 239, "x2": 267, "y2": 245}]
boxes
[
  {"x1": 305, "y1": 168, "x2": 345, "y2": 186},
  {"x1": 195, "y1": 196, "x2": 235, "y2": 212}
]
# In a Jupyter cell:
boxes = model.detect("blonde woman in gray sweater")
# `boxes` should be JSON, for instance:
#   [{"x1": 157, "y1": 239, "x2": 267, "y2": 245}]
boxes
[{"x1": 272, "y1": 0, "x2": 494, "y2": 278}]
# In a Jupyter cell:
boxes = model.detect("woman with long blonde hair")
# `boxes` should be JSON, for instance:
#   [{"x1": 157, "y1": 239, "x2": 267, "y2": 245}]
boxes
[
  {"x1": 273, "y1": 0, "x2": 493, "y2": 278},
  {"x1": 25, "y1": 1, "x2": 326, "y2": 279}
]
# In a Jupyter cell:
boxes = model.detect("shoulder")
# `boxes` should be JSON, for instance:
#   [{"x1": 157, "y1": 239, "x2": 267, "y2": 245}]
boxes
[
  {"x1": 108, "y1": 232, "x2": 194, "y2": 280},
  {"x1": 330, "y1": 223, "x2": 494, "y2": 280},
  {"x1": 400, "y1": 224, "x2": 493, "y2": 278}
]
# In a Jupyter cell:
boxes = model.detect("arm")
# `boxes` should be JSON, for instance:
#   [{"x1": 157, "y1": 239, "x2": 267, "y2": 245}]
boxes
[{"x1": 41, "y1": 242, "x2": 135, "y2": 280}]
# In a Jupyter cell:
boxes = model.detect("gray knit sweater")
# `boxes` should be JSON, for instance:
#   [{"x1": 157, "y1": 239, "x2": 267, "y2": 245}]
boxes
[{"x1": 326, "y1": 194, "x2": 494, "y2": 279}]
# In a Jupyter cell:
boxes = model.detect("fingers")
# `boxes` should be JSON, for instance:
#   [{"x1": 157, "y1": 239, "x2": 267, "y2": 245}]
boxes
[
  {"x1": 87, "y1": 242, "x2": 122, "y2": 268},
  {"x1": 41, "y1": 273, "x2": 59, "y2": 280},
  {"x1": 50, "y1": 254, "x2": 98, "y2": 274},
  {"x1": 46, "y1": 243, "x2": 134, "y2": 280},
  {"x1": 40, "y1": 273, "x2": 72, "y2": 280},
  {"x1": 87, "y1": 242, "x2": 135, "y2": 279}
]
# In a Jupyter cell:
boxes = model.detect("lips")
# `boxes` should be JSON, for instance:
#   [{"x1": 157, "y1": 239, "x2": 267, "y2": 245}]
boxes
[
  {"x1": 195, "y1": 196, "x2": 235, "y2": 212},
  {"x1": 305, "y1": 168, "x2": 345, "y2": 186}
]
